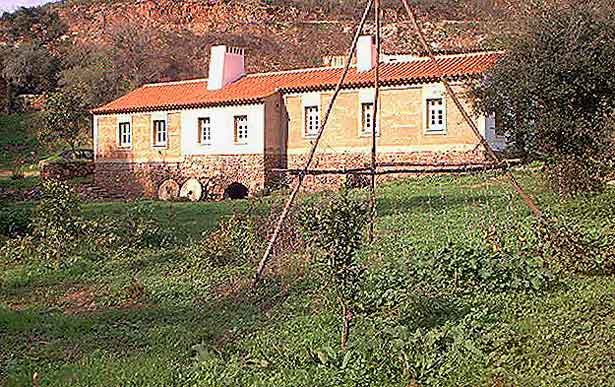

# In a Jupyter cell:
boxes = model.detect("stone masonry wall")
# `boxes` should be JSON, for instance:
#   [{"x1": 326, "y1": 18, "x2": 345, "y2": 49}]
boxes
[
  {"x1": 95, "y1": 153, "x2": 284, "y2": 200},
  {"x1": 95, "y1": 150, "x2": 486, "y2": 199},
  {"x1": 40, "y1": 160, "x2": 95, "y2": 181},
  {"x1": 285, "y1": 150, "x2": 487, "y2": 192}
]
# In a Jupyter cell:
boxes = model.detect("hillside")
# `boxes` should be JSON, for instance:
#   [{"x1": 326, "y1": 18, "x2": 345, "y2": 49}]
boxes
[{"x1": 10, "y1": 0, "x2": 497, "y2": 74}]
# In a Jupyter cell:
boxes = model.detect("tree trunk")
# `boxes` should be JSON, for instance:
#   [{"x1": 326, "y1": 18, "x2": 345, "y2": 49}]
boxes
[
  {"x1": 341, "y1": 302, "x2": 353, "y2": 349},
  {"x1": 3, "y1": 80, "x2": 12, "y2": 114}
]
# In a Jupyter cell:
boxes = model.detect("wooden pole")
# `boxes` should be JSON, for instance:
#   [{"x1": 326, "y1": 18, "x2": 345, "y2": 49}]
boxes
[
  {"x1": 399, "y1": 0, "x2": 543, "y2": 219},
  {"x1": 253, "y1": 0, "x2": 375, "y2": 288},
  {"x1": 273, "y1": 162, "x2": 512, "y2": 177},
  {"x1": 368, "y1": 0, "x2": 381, "y2": 242}
]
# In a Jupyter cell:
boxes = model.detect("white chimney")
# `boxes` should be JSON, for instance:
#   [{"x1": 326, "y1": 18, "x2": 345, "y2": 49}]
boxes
[
  {"x1": 356, "y1": 35, "x2": 378, "y2": 73},
  {"x1": 207, "y1": 45, "x2": 246, "y2": 91}
]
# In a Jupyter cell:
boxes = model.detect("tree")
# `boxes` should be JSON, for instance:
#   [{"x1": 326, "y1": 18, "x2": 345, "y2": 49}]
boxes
[
  {"x1": 0, "y1": 6, "x2": 66, "y2": 45},
  {"x1": 39, "y1": 91, "x2": 89, "y2": 153},
  {"x1": 59, "y1": 44, "x2": 128, "y2": 109},
  {"x1": 472, "y1": 1, "x2": 615, "y2": 195},
  {"x1": 108, "y1": 22, "x2": 204, "y2": 89},
  {"x1": 1, "y1": 43, "x2": 61, "y2": 95},
  {"x1": 299, "y1": 190, "x2": 369, "y2": 349}
]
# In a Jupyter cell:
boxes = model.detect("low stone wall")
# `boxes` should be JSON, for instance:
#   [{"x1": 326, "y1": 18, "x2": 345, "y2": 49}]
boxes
[
  {"x1": 285, "y1": 150, "x2": 488, "y2": 191},
  {"x1": 40, "y1": 160, "x2": 95, "y2": 181},
  {"x1": 94, "y1": 150, "x2": 486, "y2": 199},
  {"x1": 94, "y1": 153, "x2": 285, "y2": 200}
]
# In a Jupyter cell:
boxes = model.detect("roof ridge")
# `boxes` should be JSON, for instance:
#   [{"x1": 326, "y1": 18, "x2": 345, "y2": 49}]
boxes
[
  {"x1": 247, "y1": 65, "x2": 344, "y2": 78},
  {"x1": 143, "y1": 78, "x2": 208, "y2": 87},
  {"x1": 246, "y1": 50, "x2": 503, "y2": 77}
]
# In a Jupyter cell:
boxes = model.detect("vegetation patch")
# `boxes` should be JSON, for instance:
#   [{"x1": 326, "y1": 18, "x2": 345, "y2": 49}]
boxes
[{"x1": 2, "y1": 173, "x2": 611, "y2": 386}]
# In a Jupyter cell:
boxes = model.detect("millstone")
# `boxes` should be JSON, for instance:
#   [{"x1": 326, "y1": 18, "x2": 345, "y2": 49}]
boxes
[
  {"x1": 158, "y1": 179, "x2": 180, "y2": 201},
  {"x1": 180, "y1": 178, "x2": 203, "y2": 202}
]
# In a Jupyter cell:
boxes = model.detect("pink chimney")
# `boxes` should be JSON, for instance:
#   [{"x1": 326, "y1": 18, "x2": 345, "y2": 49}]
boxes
[
  {"x1": 356, "y1": 35, "x2": 378, "y2": 73},
  {"x1": 207, "y1": 45, "x2": 246, "y2": 91}
]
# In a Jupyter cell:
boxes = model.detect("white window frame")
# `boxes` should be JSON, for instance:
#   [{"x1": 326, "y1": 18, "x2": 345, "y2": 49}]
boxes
[
  {"x1": 118, "y1": 121, "x2": 132, "y2": 148},
  {"x1": 304, "y1": 105, "x2": 320, "y2": 138},
  {"x1": 423, "y1": 84, "x2": 447, "y2": 134},
  {"x1": 234, "y1": 115, "x2": 248, "y2": 144},
  {"x1": 198, "y1": 117, "x2": 212, "y2": 145},
  {"x1": 425, "y1": 98, "x2": 447, "y2": 134},
  {"x1": 153, "y1": 119, "x2": 167, "y2": 147},
  {"x1": 358, "y1": 88, "x2": 380, "y2": 138},
  {"x1": 360, "y1": 102, "x2": 379, "y2": 137}
]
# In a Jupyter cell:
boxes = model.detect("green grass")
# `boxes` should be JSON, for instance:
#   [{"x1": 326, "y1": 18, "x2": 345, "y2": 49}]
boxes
[
  {"x1": 0, "y1": 175, "x2": 40, "y2": 191},
  {"x1": 1, "y1": 172, "x2": 614, "y2": 386},
  {"x1": 0, "y1": 113, "x2": 39, "y2": 171}
]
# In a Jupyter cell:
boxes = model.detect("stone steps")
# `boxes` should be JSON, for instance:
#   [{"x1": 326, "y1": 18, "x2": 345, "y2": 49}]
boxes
[{"x1": 79, "y1": 183, "x2": 128, "y2": 201}]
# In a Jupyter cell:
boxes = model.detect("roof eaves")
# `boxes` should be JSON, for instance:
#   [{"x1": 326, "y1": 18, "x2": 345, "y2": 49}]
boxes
[
  {"x1": 92, "y1": 97, "x2": 266, "y2": 115},
  {"x1": 276, "y1": 74, "x2": 481, "y2": 94}
]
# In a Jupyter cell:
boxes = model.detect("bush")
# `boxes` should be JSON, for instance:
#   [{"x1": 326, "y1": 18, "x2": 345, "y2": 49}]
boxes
[
  {"x1": 192, "y1": 213, "x2": 262, "y2": 267},
  {"x1": 429, "y1": 240, "x2": 553, "y2": 293},
  {"x1": 31, "y1": 179, "x2": 84, "y2": 265},
  {"x1": 0, "y1": 205, "x2": 32, "y2": 238},
  {"x1": 87, "y1": 201, "x2": 177, "y2": 252},
  {"x1": 537, "y1": 217, "x2": 615, "y2": 275},
  {"x1": 299, "y1": 189, "x2": 370, "y2": 348}
]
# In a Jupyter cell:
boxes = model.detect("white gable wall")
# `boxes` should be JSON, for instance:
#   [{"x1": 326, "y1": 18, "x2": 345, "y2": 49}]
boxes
[{"x1": 181, "y1": 103, "x2": 265, "y2": 156}]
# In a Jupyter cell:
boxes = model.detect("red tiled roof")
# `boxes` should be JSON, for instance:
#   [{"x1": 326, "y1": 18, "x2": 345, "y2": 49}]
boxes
[{"x1": 92, "y1": 51, "x2": 503, "y2": 114}]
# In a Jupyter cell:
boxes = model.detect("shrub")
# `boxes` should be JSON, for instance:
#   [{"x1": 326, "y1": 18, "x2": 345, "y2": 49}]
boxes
[
  {"x1": 193, "y1": 213, "x2": 262, "y2": 267},
  {"x1": 537, "y1": 217, "x2": 615, "y2": 275},
  {"x1": 343, "y1": 173, "x2": 370, "y2": 190},
  {"x1": 0, "y1": 205, "x2": 32, "y2": 238},
  {"x1": 87, "y1": 201, "x2": 177, "y2": 252},
  {"x1": 31, "y1": 179, "x2": 84, "y2": 266},
  {"x1": 429, "y1": 240, "x2": 554, "y2": 293},
  {"x1": 299, "y1": 189, "x2": 370, "y2": 348}
]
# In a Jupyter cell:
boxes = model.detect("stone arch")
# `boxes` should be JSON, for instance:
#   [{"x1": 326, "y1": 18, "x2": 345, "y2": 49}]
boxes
[{"x1": 223, "y1": 182, "x2": 249, "y2": 200}]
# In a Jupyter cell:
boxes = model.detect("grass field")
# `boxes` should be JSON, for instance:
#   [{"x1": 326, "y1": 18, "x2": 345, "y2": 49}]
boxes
[
  {"x1": 1, "y1": 172, "x2": 614, "y2": 386},
  {"x1": 0, "y1": 114, "x2": 38, "y2": 172}
]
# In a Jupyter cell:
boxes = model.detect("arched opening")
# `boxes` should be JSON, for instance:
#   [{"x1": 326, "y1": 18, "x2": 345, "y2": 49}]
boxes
[{"x1": 223, "y1": 182, "x2": 249, "y2": 200}]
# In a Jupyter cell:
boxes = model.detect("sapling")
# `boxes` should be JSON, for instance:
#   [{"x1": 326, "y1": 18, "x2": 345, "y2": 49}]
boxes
[{"x1": 299, "y1": 189, "x2": 369, "y2": 349}]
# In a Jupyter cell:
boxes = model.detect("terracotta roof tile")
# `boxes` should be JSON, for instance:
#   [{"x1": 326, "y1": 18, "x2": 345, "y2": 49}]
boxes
[{"x1": 92, "y1": 51, "x2": 503, "y2": 114}]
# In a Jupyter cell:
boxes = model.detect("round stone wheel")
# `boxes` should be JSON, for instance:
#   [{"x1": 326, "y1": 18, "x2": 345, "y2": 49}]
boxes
[
  {"x1": 158, "y1": 179, "x2": 180, "y2": 201},
  {"x1": 180, "y1": 178, "x2": 203, "y2": 202}
]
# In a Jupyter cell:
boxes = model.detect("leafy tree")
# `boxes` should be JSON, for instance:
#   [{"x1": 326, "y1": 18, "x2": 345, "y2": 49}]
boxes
[
  {"x1": 0, "y1": 6, "x2": 66, "y2": 45},
  {"x1": 1, "y1": 43, "x2": 60, "y2": 95},
  {"x1": 59, "y1": 44, "x2": 128, "y2": 109},
  {"x1": 473, "y1": 1, "x2": 615, "y2": 195},
  {"x1": 108, "y1": 22, "x2": 204, "y2": 89},
  {"x1": 39, "y1": 91, "x2": 89, "y2": 153}
]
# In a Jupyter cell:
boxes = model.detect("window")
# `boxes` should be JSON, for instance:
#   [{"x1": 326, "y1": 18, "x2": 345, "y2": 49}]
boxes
[
  {"x1": 426, "y1": 98, "x2": 446, "y2": 132},
  {"x1": 153, "y1": 120, "x2": 167, "y2": 146},
  {"x1": 118, "y1": 122, "x2": 131, "y2": 147},
  {"x1": 304, "y1": 106, "x2": 320, "y2": 137},
  {"x1": 234, "y1": 115, "x2": 248, "y2": 144},
  {"x1": 494, "y1": 115, "x2": 506, "y2": 137},
  {"x1": 198, "y1": 117, "x2": 212, "y2": 144},
  {"x1": 361, "y1": 102, "x2": 377, "y2": 136}
]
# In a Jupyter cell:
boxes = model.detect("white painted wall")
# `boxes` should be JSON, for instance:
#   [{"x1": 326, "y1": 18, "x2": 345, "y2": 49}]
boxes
[
  {"x1": 484, "y1": 114, "x2": 507, "y2": 151},
  {"x1": 181, "y1": 103, "x2": 265, "y2": 156}
]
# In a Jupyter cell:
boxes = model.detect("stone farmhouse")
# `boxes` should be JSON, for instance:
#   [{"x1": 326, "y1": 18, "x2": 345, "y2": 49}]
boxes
[{"x1": 91, "y1": 36, "x2": 505, "y2": 199}]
